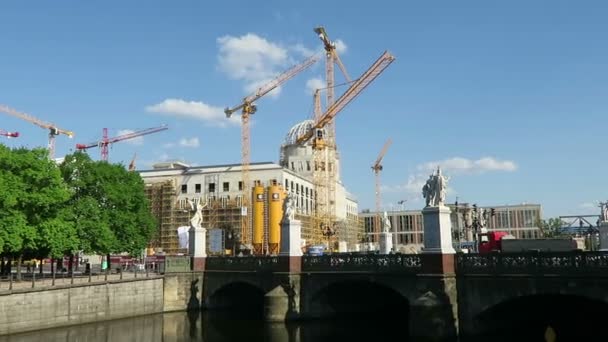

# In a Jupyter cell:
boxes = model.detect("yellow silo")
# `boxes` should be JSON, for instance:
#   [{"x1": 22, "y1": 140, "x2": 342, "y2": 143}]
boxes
[
  {"x1": 267, "y1": 180, "x2": 284, "y2": 255},
  {"x1": 252, "y1": 181, "x2": 265, "y2": 255}
]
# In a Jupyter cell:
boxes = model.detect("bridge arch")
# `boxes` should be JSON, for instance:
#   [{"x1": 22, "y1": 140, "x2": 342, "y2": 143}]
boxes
[
  {"x1": 310, "y1": 279, "x2": 410, "y2": 318},
  {"x1": 206, "y1": 281, "x2": 265, "y2": 318},
  {"x1": 476, "y1": 294, "x2": 608, "y2": 340}
]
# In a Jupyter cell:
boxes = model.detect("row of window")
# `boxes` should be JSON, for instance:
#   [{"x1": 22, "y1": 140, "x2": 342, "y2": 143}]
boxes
[
  {"x1": 287, "y1": 160, "x2": 335, "y2": 173},
  {"x1": 181, "y1": 181, "x2": 244, "y2": 194}
]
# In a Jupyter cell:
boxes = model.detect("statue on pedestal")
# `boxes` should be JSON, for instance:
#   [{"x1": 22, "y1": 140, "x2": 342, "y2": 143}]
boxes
[
  {"x1": 282, "y1": 193, "x2": 295, "y2": 223},
  {"x1": 382, "y1": 211, "x2": 392, "y2": 233},
  {"x1": 187, "y1": 198, "x2": 207, "y2": 229},
  {"x1": 422, "y1": 167, "x2": 450, "y2": 207},
  {"x1": 600, "y1": 201, "x2": 608, "y2": 222}
]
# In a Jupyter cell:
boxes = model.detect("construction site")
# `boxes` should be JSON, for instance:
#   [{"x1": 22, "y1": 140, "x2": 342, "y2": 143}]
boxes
[
  {"x1": 0, "y1": 26, "x2": 395, "y2": 256},
  {"x1": 137, "y1": 26, "x2": 394, "y2": 255}
]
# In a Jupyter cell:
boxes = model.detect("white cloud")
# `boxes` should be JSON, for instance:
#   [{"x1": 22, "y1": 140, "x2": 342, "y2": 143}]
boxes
[
  {"x1": 290, "y1": 43, "x2": 316, "y2": 57},
  {"x1": 417, "y1": 157, "x2": 517, "y2": 174},
  {"x1": 334, "y1": 39, "x2": 347, "y2": 54},
  {"x1": 179, "y1": 137, "x2": 200, "y2": 148},
  {"x1": 579, "y1": 202, "x2": 598, "y2": 210},
  {"x1": 305, "y1": 77, "x2": 325, "y2": 95},
  {"x1": 117, "y1": 129, "x2": 143, "y2": 145},
  {"x1": 382, "y1": 156, "x2": 518, "y2": 198},
  {"x1": 217, "y1": 33, "x2": 290, "y2": 96},
  {"x1": 146, "y1": 98, "x2": 239, "y2": 127}
]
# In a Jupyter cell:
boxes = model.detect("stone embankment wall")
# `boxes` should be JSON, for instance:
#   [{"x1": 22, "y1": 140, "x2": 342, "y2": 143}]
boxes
[{"x1": 0, "y1": 273, "x2": 201, "y2": 336}]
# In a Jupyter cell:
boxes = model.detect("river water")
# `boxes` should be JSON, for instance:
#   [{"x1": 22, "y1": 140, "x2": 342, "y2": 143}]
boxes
[
  {"x1": 0, "y1": 311, "x2": 557, "y2": 342},
  {"x1": 0, "y1": 311, "x2": 442, "y2": 342}
]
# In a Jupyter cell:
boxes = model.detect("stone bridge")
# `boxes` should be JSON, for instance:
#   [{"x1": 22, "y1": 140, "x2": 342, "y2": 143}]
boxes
[{"x1": 196, "y1": 252, "x2": 608, "y2": 340}]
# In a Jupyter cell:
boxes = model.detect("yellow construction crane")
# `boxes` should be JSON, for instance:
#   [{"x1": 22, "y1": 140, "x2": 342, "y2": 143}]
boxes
[
  {"x1": 224, "y1": 54, "x2": 319, "y2": 248},
  {"x1": 297, "y1": 50, "x2": 396, "y2": 243},
  {"x1": 0, "y1": 104, "x2": 74, "y2": 159},
  {"x1": 312, "y1": 27, "x2": 352, "y2": 240},
  {"x1": 372, "y1": 138, "x2": 393, "y2": 236}
]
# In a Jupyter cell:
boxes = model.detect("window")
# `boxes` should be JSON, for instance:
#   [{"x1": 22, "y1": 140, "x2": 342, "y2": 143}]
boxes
[
  {"x1": 208, "y1": 183, "x2": 216, "y2": 193},
  {"x1": 238, "y1": 181, "x2": 243, "y2": 191},
  {"x1": 195, "y1": 184, "x2": 201, "y2": 193},
  {"x1": 181, "y1": 184, "x2": 187, "y2": 194},
  {"x1": 291, "y1": 162, "x2": 295, "y2": 171},
  {"x1": 285, "y1": 179, "x2": 289, "y2": 190},
  {"x1": 223, "y1": 182, "x2": 229, "y2": 192},
  {"x1": 306, "y1": 161, "x2": 311, "y2": 171},
  {"x1": 290, "y1": 181, "x2": 294, "y2": 191}
]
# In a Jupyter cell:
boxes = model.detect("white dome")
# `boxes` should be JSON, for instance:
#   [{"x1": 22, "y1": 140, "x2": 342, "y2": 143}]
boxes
[{"x1": 283, "y1": 120, "x2": 324, "y2": 146}]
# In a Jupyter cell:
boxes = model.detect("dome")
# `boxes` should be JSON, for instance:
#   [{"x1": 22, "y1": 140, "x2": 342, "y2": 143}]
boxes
[{"x1": 283, "y1": 120, "x2": 324, "y2": 146}]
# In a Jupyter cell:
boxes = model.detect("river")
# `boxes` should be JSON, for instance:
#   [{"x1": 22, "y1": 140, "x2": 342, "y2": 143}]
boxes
[{"x1": 0, "y1": 311, "x2": 556, "y2": 342}]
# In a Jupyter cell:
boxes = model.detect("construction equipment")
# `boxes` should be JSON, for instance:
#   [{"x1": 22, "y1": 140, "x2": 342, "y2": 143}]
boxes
[
  {"x1": 128, "y1": 152, "x2": 137, "y2": 171},
  {"x1": 312, "y1": 27, "x2": 352, "y2": 244},
  {"x1": 0, "y1": 104, "x2": 73, "y2": 159},
  {"x1": 372, "y1": 138, "x2": 393, "y2": 235},
  {"x1": 0, "y1": 129, "x2": 19, "y2": 138},
  {"x1": 76, "y1": 125, "x2": 168, "y2": 161},
  {"x1": 297, "y1": 50, "x2": 396, "y2": 243},
  {"x1": 224, "y1": 54, "x2": 319, "y2": 248}
]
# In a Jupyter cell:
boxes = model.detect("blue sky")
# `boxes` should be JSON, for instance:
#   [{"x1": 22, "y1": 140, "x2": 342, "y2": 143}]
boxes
[{"x1": 1, "y1": 1, "x2": 607, "y2": 218}]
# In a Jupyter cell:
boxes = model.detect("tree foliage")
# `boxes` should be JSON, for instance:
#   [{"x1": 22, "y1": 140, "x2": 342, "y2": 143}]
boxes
[
  {"x1": 537, "y1": 217, "x2": 566, "y2": 238},
  {"x1": 0, "y1": 145, "x2": 156, "y2": 260}
]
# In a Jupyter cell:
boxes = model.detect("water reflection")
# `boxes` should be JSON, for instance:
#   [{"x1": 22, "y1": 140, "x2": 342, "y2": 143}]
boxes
[{"x1": 0, "y1": 311, "x2": 422, "y2": 342}]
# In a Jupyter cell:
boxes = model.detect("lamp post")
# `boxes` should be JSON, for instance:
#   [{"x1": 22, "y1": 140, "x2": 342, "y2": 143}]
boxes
[{"x1": 454, "y1": 202, "x2": 495, "y2": 252}]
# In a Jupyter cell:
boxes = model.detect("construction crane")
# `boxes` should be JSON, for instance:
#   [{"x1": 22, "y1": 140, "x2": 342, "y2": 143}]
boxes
[
  {"x1": 224, "y1": 54, "x2": 319, "y2": 248},
  {"x1": 0, "y1": 129, "x2": 19, "y2": 138},
  {"x1": 75, "y1": 125, "x2": 168, "y2": 161},
  {"x1": 313, "y1": 27, "x2": 352, "y2": 237},
  {"x1": 372, "y1": 138, "x2": 393, "y2": 236},
  {"x1": 128, "y1": 152, "x2": 137, "y2": 171},
  {"x1": 297, "y1": 50, "x2": 395, "y2": 243},
  {"x1": 0, "y1": 104, "x2": 73, "y2": 159}
]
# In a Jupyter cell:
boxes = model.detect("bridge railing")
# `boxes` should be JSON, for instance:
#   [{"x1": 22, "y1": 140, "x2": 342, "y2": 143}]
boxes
[
  {"x1": 456, "y1": 251, "x2": 608, "y2": 275},
  {"x1": 302, "y1": 253, "x2": 423, "y2": 273},
  {"x1": 205, "y1": 256, "x2": 281, "y2": 272}
]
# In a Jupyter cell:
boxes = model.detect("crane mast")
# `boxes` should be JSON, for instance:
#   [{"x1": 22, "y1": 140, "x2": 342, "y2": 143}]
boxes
[
  {"x1": 298, "y1": 50, "x2": 395, "y2": 244},
  {"x1": 0, "y1": 104, "x2": 73, "y2": 159},
  {"x1": 312, "y1": 26, "x2": 353, "y2": 245},
  {"x1": 76, "y1": 125, "x2": 168, "y2": 161},
  {"x1": 372, "y1": 138, "x2": 393, "y2": 237},
  {"x1": 224, "y1": 54, "x2": 318, "y2": 250}
]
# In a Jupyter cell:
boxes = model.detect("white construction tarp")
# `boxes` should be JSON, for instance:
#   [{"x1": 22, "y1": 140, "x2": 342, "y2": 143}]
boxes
[{"x1": 177, "y1": 226, "x2": 190, "y2": 250}]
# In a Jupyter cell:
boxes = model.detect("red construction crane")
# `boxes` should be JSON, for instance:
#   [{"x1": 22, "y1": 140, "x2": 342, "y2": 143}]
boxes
[
  {"x1": 76, "y1": 125, "x2": 168, "y2": 161},
  {"x1": 0, "y1": 129, "x2": 19, "y2": 138},
  {"x1": 0, "y1": 104, "x2": 73, "y2": 159}
]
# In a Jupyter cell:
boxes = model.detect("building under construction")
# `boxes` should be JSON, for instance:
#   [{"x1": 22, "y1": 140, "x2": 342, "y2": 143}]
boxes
[{"x1": 139, "y1": 123, "x2": 361, "y2": 255}]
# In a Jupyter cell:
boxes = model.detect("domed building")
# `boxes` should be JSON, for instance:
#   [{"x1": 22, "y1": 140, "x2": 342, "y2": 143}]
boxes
[
  {"x1": 138, "y1": 120, "x2": 361, "y2": 254},
  {"x1": 279, "y1": 120, "x2": 357, "y2": 227}
]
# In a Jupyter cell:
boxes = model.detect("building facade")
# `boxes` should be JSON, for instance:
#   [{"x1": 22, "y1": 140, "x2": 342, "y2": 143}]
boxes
[
  {"x1": 360, "y1": 203, "x2": 543, "y2": 252},
  {"x1": 139, "y1": 161, "x2": 360, "y2": 254}
]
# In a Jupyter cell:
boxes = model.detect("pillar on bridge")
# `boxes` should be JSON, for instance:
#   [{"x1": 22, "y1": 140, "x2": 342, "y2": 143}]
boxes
[
  {"x1": 189, "y1": 225, "x2": 207, "y2": 271},
  {"x1": 599, "y1": 221, "x2": 608, "y2": 251}
]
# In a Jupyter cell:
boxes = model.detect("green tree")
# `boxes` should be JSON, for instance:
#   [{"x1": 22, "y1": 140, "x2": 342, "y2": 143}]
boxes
[
  {"x1": 537, "y1": 217, "x2": 566, "y2": 238},
  {"x1": 60, "y1": 152, "x2": 156, "y2": 257},
  {"x1": 0, "y1": 145, "x2": 76, "y2": 277}
]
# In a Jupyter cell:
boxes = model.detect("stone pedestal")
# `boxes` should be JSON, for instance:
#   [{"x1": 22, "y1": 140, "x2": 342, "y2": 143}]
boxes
[
  {"x1": 599, "y1": 221, "x2": 608, "y2": 251},
  {"x1": 422, "y1": 205, "x2": 456, "y2": 254},
  {"x1": 379, "y1": 232, "x2": 393, "y2": 254},
  {"x1": 280, "y1": 219, "x2": 302, "y2": 257},
  {"x1": 189, "y1": 226, "x2": 207, "y2": 258}
]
